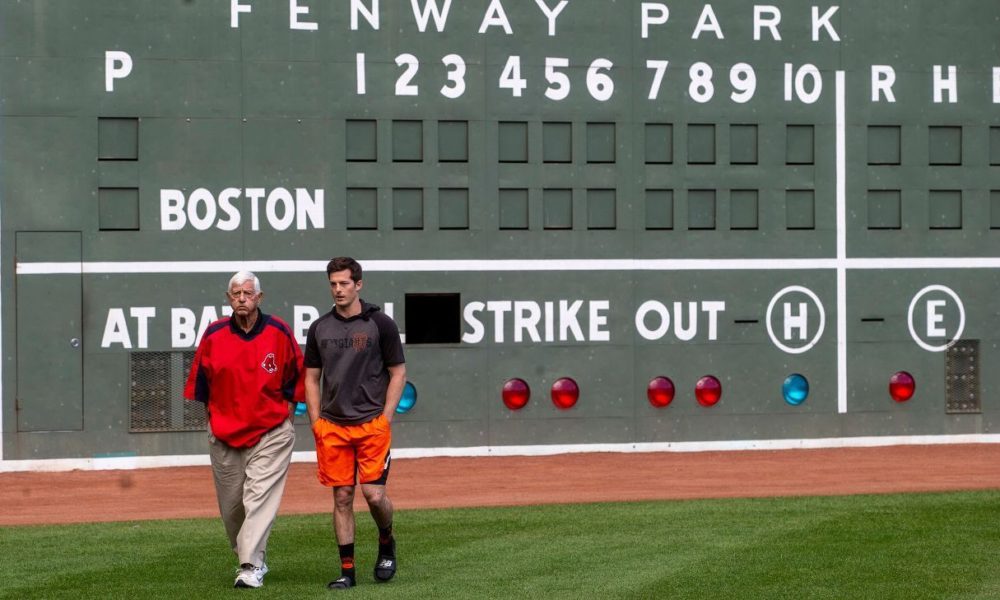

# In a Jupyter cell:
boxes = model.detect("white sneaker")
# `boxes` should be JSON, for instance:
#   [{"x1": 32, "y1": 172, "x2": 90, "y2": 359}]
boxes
[{"x1": 234, "y1": 562, "x2": 268, "y2": 588}]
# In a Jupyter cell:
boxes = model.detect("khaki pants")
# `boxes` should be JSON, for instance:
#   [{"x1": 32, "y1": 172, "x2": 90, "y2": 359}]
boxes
[{"x1": 209, "y1": 419, "x2": 295, "y2": 567}]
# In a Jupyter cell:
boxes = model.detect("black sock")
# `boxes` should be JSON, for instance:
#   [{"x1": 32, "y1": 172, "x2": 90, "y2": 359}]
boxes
[
  {"x1": 378, "y1": 524, "x2": 395, "y2": 555},
  {"x1": 338, "y1": 543, "x2": 356, "y2": 580}
]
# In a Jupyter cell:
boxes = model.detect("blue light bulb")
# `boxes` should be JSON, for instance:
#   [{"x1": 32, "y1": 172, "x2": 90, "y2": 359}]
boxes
[
  {"x1": 396, "y1": 382, "x2": 417, "y2": 414},
  {"x1": 782, "y1": 374, "x2": 809, "y2": 405}
]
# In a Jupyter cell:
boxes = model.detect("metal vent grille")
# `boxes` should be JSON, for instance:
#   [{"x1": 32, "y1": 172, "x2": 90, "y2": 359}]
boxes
[
  {"x1": 129, "y1": 351, "x2": 204, "y2": 432},
  {"x1": 945, "y1": 340, "x2": 980, "y2": 414}
]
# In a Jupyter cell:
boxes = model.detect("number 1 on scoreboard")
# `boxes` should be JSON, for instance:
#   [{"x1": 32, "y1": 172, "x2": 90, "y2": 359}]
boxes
[{"x1": 356, "y1": 52, "x2": 366, "y2": 95}]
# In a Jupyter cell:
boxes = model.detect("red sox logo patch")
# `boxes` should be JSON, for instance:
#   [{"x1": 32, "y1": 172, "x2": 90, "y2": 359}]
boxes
[
  {"x1": 351, "y1": 332, "x2": 369, "y2": 352},
  {"x1": 261, "y1": 352, "x2": 278, "y2": 373}
]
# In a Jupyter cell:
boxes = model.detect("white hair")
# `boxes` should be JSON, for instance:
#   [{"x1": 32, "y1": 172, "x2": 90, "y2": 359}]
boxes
[{"x1": 228, "y1": 271, "x2": 261, "y2": 293}]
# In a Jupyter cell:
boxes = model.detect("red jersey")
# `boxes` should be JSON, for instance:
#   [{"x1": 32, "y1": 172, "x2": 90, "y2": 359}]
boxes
[{"x1": 184, "y1": 311, "x2": 304, "y2": 448}]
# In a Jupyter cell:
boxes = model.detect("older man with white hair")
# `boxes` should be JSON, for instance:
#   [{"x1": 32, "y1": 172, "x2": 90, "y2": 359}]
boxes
[{"x1": 185, "y1": 271, "x2": 304, "y2": 589}]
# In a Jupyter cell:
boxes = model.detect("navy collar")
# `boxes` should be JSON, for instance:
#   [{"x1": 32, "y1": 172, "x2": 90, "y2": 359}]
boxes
[{"x1": 230, "y1": 309, "x2": 268, "y2": 340}]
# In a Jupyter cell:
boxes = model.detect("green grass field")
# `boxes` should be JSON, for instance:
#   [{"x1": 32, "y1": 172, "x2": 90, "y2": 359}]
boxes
[{"x1": 2, "y1": 490, "x2": 999, "y2": 599}]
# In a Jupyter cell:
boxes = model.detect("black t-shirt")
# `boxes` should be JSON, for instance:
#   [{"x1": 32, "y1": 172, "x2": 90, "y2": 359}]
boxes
[{"x1": 304, "y1": 300, "x2": 405, "y2": 425}]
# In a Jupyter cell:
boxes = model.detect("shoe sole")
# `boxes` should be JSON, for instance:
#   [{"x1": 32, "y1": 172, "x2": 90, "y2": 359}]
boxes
[
  {"x1": 234, "y1": 576, "x2": 263, "y2": 589},
  {"x1": 374, "y1": 561, "x2": 396, "y2": 582}
]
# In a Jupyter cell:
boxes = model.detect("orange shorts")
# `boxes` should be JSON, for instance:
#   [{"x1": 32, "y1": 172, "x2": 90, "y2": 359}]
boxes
[{"x1": 312, "y1": 414, "x2": 392, "y2": 487}]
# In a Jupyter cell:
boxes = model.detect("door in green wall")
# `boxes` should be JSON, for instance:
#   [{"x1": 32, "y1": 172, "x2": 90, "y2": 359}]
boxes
[{"x1": 16, "y1": 231, "x2": 83, "y2": 432}]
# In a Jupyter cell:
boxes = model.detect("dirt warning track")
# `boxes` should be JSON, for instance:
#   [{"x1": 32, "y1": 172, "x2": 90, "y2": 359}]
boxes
[{"x1": 2, "y1": 444, "x2": 998, "y2": 526}]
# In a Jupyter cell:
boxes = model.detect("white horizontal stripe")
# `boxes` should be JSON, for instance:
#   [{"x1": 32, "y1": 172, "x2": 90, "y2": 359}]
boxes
[
  {"x1": 15, "y1": 257, "x2": 1000, "y2": 275},
  {"x1": 2, "y1": 434, "x2": 999, "y2": 472},
  {"x1": 847, "y1": 257, "x2": 1000, "y2": 269}
]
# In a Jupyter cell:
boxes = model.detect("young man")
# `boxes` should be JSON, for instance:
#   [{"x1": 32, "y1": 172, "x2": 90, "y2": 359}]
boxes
[
  {"x1": 304, "y1": 257, "x2": 406, "y2": 590},
  {"x1": 184, "y1": 271, "x2": 304, "y2": 588}
]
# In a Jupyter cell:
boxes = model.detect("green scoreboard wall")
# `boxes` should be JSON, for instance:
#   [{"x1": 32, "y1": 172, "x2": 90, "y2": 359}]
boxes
[{"x1": 2, "y1": 1, "x2": 1000, "y2": 461}]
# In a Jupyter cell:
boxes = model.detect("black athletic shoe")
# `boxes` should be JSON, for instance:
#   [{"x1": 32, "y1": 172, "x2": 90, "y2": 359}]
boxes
[
  {"x1": 327, "y1": 575, "x2": 356, "y2": 590},
  {"x1": 374, "y1": 539, "x2": 397, "y2": 582}
]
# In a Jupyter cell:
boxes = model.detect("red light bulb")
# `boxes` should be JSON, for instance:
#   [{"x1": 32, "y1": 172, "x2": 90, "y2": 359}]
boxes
[
  {"x1": 550, "y1": 377, "x2": 579, "y2": 409},
  {"x1": 695, "y1": 375, "x2": 722, "y2": 407},
  {"x1": 647, "y1": 376, "x2": 675, "y2": 408},
  {"x1": 889, "y1": 371, "x2": 915, "y2": 402},
  {"x1": 502, "y1": 378, "x2": 530, "y2": 410}
]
